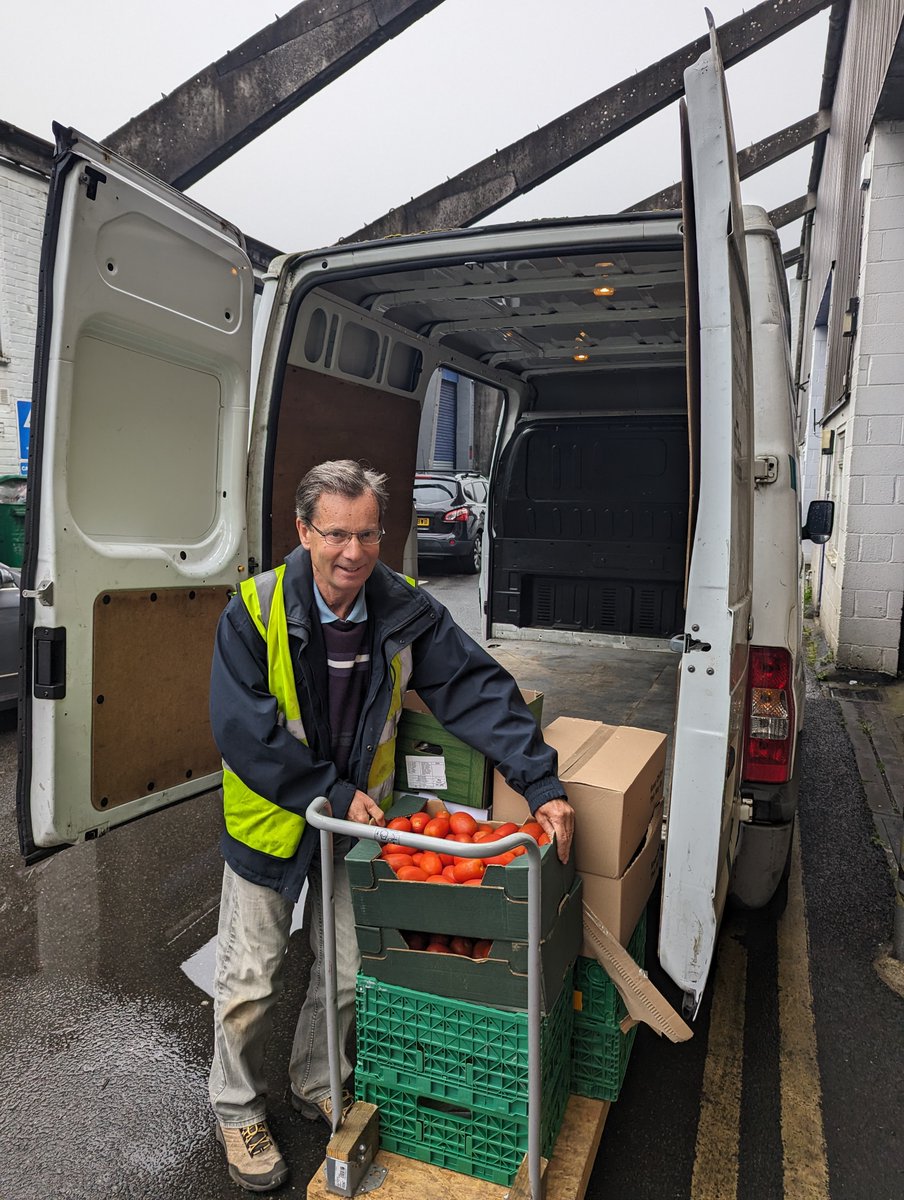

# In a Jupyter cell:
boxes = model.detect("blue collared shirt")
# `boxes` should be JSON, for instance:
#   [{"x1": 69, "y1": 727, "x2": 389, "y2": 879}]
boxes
[{"x1": 313, "y1": 582, "x2": 368, "y2": 625}]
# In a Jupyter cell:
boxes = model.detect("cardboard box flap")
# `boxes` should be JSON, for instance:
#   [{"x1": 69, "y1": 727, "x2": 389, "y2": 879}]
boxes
[
  {"x1": 581, "y1": 903, "x2": 692, "y2": 1044},
  {"x1": 565, "y1": 725, "x2": 667, "y2": 791}
]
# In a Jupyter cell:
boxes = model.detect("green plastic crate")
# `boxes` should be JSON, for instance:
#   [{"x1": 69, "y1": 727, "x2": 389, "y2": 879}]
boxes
[
  {"x1": 355, "y1": 971, "x2": 573, "y2": 1117},
  {"x1": 394, "y1": 689, "x2": 543, "y2": 808},
  {"x1": 357, "y1": 1054, "x2": 571, "y2": 1186},
  {"x1": 571, "y1": 1016, "x2": 637, "y2": 1102},
  {"x1": 573, "y1": 908, "x2": 647, "y2": 1027}
]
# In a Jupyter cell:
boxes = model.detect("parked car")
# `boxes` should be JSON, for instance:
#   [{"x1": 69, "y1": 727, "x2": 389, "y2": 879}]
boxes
[
  {"x1": 413, "y1": 472, "x2": 487, "y2": 574},
  {"x1": 0, "y1": 562, "x2": 20, "y2": 710}
]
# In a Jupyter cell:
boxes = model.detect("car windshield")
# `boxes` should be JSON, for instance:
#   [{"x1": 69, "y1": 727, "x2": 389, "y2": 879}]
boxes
[{"x1": 414, "y1": 482, "x2": 457, "y2": 505}]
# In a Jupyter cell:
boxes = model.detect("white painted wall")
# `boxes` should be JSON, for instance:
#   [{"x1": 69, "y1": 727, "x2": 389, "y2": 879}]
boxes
[
  {"x1": 0, "y1": 160, "x2": 48, "y2": 476},
  {"x1": 818, "y1": 124, "x2": 904, "y2": 675}
]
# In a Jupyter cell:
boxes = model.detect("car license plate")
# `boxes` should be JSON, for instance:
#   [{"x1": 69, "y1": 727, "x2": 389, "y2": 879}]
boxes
[{"x1": 417, "y1": 517, "x2": 430, "y2": 528}]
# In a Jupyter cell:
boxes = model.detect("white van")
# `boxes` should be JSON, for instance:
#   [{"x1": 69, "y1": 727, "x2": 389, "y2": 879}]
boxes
[{"x1": 16, "y1": 29, "x2": 830, "y2": 1016}]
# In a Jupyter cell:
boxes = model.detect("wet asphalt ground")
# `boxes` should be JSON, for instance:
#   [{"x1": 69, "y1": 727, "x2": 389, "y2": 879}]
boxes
[{"x1": 1, "y1": 569, "x2": 902, "y2": 1199}]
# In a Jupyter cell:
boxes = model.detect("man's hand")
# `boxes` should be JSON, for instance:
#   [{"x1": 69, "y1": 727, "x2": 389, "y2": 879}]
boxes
[
  {"x1": 347, "y1": 789, "x2": 387, "y2": 826},
  {"x1": 534, "y1": 797, "x2": 575, "y2": 864}
]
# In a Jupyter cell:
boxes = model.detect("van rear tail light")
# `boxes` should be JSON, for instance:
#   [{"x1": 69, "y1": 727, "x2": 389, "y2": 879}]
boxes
[
  {"x1": 444, "y1": 507, "x2": 469, "y2": 523},
  {"x1": 745, "y1": 646, "x2": 794, "y2": 784}
]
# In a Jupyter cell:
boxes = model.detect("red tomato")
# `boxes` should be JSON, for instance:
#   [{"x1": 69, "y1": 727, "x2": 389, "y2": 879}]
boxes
[
  {"x1": 409, "y1": 811, "x2": 430, "y2": 833},
  {"x1": 448, "y1": 833, "x2": 474, "y2": 844},
  {"x1": 442, "y1": 866, "x2": 459, "y2": 883},
  {"x1": 423, "y1": 817, "x2": 451, "y2": 839},
  {"x1": 472, "y1": 939, "x2": 494, "y2": 960},
  {"x1": 449, "y1": 936, "x2": 474, "y2": 957},
  {"x1": 493, "y1": 822, "x2": 520, "y2": 839},
  {"x1": 520, "y1": 822, "x2": 543, "y2": 842},
  {"x1": 425, "y1": 942, "x2": 449, "y2": 953},
  {"x1": 381, "y1": 843, "x2": 414, "y2": 857},
  {"x1": 484, "y1": 852, "x2": 515, "y2": 867},
  {"x1": 419, "y1": 852, "x2": 443, "y2": 877},
  {"x1": 411, "y1": 852, "x2": 424, "y2": 866},
  {"x1": 452, "y1": 859, "x2": 485, "y2": 883},
  {"x1": 476, "y1": 823, "x2": 495, "y2": 834},
  {"x1": 397, "y1": 866, "x2": 428, "y2": 882},
  {"x1": 383, "y1": 855, "x2": 412, "y2": 873},
  {"x1": 388, "y1": 816, "x2": 412, "y2": 833},
  {"x1": 430, "y1": 933, "x2": 450, "y2": 944},
  {"x1": 439, "y1": 853, "x2": 455, "y2": 866},
  {"x1": 473, "y1": 830, "x2": 497, "y2": 844},
  {"x1": 426, "y1": 874, "x2": 449, "y2": 884},
  {"x1": 405, "y1": 931, "x2": 428, "y2": 950},
  {"x1": 449, "y1": 812, "x2": 478, "y2": 836},
  {"x1": 462, "y1": 877, "x2": 483, "y2": 886},
  {"x1": 538, "y1": 832, "x2": 551, "y2": 846},
  {"x1": 510, "y1": 845, "x2": 527, "y2": 857}
]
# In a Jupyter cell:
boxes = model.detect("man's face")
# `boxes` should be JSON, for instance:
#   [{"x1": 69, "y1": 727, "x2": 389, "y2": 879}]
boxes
[{"x1": 296, "y1": 490, "x2": 382, "y2": 617}]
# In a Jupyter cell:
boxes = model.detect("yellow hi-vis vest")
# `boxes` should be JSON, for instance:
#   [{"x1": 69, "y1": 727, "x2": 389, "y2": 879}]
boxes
[{"x1": 222, "y1": 565, "x2": 412, "y2": 859}]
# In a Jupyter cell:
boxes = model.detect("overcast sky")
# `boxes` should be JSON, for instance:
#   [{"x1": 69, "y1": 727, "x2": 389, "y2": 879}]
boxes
[{"x1": 4, "y1": 1, "x2": 830, "y2": 254}]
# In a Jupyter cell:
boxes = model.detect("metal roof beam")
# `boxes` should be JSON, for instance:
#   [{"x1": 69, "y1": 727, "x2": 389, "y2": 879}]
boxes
[
  {"x1": 344, "y1": 0, "x2": 835, "y2": 242},
  {"x1": 104, "y1": 0, "x2": 445, "y2": 190},
  {"x1": 769, "y1": 194, "x2": 816, "y2": 228},
  {"x1": 628, "y1": 110, "x2": 832, "y2": 212},
  {"x1": 0, "y1": 122, "x2": 53, "y2": 177}
]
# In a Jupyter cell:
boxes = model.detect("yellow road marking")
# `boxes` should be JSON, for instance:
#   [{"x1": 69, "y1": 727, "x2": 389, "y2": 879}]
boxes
[
  {"x1": 690, "y1": 924, "x2": 747, "y2": 1200},
  {"x1": 778, "y1": 825, "x2": 830, "y2": 1198}
]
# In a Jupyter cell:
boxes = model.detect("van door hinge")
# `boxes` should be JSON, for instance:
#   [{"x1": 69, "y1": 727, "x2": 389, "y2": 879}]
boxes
[
  {"x1": 754, "y1": 455, "x2": 778, "y2": 484},
  {"x1": 22, "y1": 579, "x2": 53, "y2": 606}
]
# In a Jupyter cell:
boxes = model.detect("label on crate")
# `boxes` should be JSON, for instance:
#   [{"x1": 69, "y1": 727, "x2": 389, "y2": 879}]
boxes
[{"x1": 405, "y1": 755, "x2": 447, "y2": 790}]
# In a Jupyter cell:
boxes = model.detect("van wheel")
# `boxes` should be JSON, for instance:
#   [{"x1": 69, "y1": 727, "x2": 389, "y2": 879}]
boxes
[{"x1": 465, "y1": 533, "x2": 482, "y2": 574}]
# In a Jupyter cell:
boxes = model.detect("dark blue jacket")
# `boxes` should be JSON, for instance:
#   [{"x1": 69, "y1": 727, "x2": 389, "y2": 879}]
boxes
[{"x1": 209, "y1": 546, "x2": 563, "y2": 900}]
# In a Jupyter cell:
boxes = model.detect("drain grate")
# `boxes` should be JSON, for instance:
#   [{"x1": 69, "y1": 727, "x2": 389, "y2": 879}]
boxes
[{"x1": 828, "y1": 687, "x2": 883, "y2": 701}]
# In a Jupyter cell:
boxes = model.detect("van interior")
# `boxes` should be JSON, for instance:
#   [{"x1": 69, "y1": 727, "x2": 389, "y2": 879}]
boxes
[{"x1": 265, "y1": 219, "x2": 692, "y2": 656}]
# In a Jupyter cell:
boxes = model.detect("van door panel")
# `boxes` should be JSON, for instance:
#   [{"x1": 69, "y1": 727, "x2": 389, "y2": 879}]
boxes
[
  {"x1": 270, "y1": 366, "x2": 421, "y2": 572},
  {"x1": 659, "y1": 26, "x2": 754, "y2": 1012},
  {"x1": 18, "y1": 129, "x2": 253, "y2": 858},
  {"x1": 91, "y1": 587, "x2": 230, "y2": 810},
  {"x1": 491, "y1": 416, "x2": 689, "y2": 638}
]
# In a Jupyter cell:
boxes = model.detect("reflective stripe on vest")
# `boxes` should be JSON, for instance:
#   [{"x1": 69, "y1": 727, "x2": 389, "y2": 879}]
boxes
[{"x1": 222, "y1": 567, "x2": 414, "y2": 858}]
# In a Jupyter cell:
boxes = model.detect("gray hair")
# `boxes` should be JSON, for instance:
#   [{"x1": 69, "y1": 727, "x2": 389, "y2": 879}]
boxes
[{"x1": 295, "y1": 459, "x2": 389, "y2": 525}]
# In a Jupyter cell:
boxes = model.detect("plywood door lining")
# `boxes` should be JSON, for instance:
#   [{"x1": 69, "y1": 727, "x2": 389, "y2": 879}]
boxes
[
  {"x1": 271, "y1": 366, "x2": 421, "y2": 570},
  {"x1": 91, "y1": 586, "x2": 231, "y2": 810}
]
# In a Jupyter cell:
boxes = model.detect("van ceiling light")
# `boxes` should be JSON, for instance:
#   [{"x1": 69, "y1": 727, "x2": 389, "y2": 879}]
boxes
[{"x1": 593, "y1": 286, "x2": 616, "y2": 297}]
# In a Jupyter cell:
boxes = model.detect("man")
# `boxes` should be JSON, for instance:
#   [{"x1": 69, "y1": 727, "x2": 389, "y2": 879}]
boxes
[{"x1": 208, "y1": 459, "x2": 574, "y2": 1192}]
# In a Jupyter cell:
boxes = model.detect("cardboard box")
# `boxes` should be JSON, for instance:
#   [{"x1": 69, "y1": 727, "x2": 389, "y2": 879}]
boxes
[
  {"x1": 580, "y1": 804, "x2": 663, "y2": 949},
  {"x1": 395, "y1": 688, "x2": 543, "y2": 808},
  {"x1": 493, "y1": 716, "x2": 666, "y2": 878}
]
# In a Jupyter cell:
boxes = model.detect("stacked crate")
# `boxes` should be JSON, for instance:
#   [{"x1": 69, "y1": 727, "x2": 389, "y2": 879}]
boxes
[
  {"x1": 570, "y1": 909, "x2": 647, "y2": 1102},
  {"x1": 349, "y1": 778, "x2": 579, "y2": 1186},
  {"x1": 355, "y1": 975, "x2": 573, "y2": 1185}
]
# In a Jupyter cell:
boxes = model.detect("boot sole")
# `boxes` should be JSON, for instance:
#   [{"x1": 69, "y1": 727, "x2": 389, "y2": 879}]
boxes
[{"x1": 215, "y1": 1124, "x2": 290, "y2": 1193}]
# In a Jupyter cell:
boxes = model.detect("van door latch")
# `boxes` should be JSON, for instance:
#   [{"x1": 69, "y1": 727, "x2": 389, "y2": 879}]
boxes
[
  {"x1": 669, "y1": 633, "x2": 711, "y2": 654},
  {"x1": 22, "y1": 579, "x2": 53, "y2": 606},
  {"x1": 754, "y1": 455, "x2": 778, "y2": 484}
]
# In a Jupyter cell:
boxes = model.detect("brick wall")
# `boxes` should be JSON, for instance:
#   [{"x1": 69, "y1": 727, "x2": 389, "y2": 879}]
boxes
[
  {"x1": 0, "y1": 161, "x2": 48, "y2": 476},
  {"x1": 820, "y1": 123, "x2": 904, "y2": 675}
]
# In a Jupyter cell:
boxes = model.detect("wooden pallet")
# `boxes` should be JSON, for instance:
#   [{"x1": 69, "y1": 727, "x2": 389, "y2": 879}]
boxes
[{"x1": 306, "y1": 1094, "x2": 609, "y2": 1200}]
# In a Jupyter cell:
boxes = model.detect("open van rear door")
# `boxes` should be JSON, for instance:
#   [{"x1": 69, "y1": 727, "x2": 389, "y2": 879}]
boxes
[
  {"x1": 659, "y1": 21, "x2": 754, "y2": 1015},
  {"x1": 17, "y1": 128, "x2": 254, "y2": 860}
]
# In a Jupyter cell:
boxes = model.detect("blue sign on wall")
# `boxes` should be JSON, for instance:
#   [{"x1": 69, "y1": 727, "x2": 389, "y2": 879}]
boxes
[{"x1": 17, "y1": 400, "x2": 30, "y2": 476}]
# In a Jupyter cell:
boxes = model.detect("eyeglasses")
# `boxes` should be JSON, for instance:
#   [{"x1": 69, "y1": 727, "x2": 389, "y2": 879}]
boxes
[{"x1": 308, "y1": 522, "x2": 385, "y2": 547}]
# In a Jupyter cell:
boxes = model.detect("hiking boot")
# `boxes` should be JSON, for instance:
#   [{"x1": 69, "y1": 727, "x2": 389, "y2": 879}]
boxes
[
  {"x1": 215, "y1": 1120, "x2": 289, "y2": 1192},
  {"x1": 290, "y1": 1087, "x2": 353, "y2": 1128}
]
